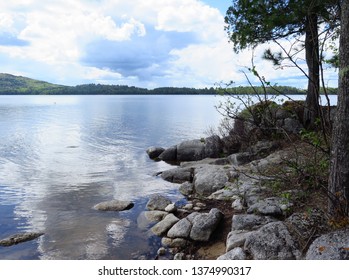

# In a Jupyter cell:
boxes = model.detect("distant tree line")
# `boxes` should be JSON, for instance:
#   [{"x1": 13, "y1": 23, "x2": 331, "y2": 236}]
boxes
[{"x1": 0, "y1": 73, "x2": 337, "y2": 95}]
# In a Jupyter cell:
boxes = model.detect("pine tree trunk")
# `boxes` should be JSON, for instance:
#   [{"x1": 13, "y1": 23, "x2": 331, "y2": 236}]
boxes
[
  {"x1": 328, "y1": 0, "x2": 349, "y2": 217},
  {"x1": 303, "y1": 13, "x2": 320, "y2": 128}
]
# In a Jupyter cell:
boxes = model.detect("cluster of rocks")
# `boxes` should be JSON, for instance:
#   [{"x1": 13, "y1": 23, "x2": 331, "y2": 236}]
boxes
[
  {"x1": 147, "y1": 134, "x2": 349, "y2": 260},
  {"x1": 140, "y1": 194, "x2": 224, "y2": 260}
]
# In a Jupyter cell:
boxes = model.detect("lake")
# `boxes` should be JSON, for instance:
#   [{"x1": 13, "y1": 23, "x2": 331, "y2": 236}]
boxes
[
  {"x1": 0, "y1": 94, "x2": 337, "y2": 260},
  {"x1": 0, "y1": 95, "x2": 224, "y2": 260}
]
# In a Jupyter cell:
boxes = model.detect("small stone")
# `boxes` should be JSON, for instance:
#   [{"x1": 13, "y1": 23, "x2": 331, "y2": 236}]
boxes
[
  {"x1": 165, "y1": 203, "x2": 177, "y2": 213},
  {"x1": 232, "y1": 198, "x2": 244, "y2": 211},
  {"x1": 157, "y1": 247, "x2": 167, "y2": 256},
  {"x1": 173, "y1": 253, "x2": 185, "y2": 260},
  {"x1": 161, "y1": 237, "x2": 188, "y2": 248},
  {"x1": 195, "y1": 202, "x2": 206, "y2": 208},
  {"x1": 183, "y1": 203, "x2": 193, "y2": 210}
]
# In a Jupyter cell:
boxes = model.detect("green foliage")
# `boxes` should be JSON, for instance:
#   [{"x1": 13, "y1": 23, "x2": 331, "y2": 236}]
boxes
[{"x1": 225, "y1": 0, "x2": 339, "y2": 53}]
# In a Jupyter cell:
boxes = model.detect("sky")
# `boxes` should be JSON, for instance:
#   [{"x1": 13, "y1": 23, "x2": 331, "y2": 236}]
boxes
[{"x1": 0, "y1": 0, "x2": 338, "y2": 89}]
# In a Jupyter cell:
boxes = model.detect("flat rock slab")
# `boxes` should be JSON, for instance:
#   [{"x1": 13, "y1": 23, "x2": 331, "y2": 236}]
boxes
[
  {"x1": 0, "y1": 232, "x2": 44, "y2": 247},
  {"x1": 93, "y1": 200, "x2": 134, "y2": 211},
  {"x1": 247, "y1": 197, "x2": 285, "y2": 217},
  {"x1": 232, "y1": 214, "x2": 276, "y2": 231}
]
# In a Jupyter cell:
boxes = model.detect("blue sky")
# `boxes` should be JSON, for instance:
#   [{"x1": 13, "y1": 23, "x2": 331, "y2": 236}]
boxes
[{"x1": 0, "y1": 0, "x2": 337, "y2": 88}]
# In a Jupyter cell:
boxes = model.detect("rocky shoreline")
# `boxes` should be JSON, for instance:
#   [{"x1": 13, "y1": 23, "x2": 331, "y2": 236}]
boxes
[
  {"x1": 145, "y1": 132, "x2": 349, "y2": 260},
  {"x1": 2, "y1": 102, "x2": 347, "y2": 260}
]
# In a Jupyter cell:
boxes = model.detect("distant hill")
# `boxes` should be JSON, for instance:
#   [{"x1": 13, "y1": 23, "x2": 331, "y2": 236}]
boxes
[{"x1": 0, "y1": 73, "x2": 68, "y2": 95}]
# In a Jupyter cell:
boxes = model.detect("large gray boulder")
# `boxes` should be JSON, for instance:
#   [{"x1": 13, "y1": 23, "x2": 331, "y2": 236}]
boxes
[
  {"x1": 193, "y1": 165, "x2": 230, "y2": 196},
  {"x1": 160, "y1": 167, "x2": 194, "y2": 183},
  {"x1": 159, "y1": 145, "x2": 177, "y2": 162},
  {"x1": 177, "y1": 139, "x2": 205, "y2": 161},
  {"x1": 93, "y1": 200, "x2": 134, "y2": 211},
  {"x1": 306, "y1": 227, "x2": 349, "y2": 260},
  {"x1": 204, "y1": 135, "x2": 223, "y2": 158},
  {"x1": 190, "y1": 208, "x2": 224, "y2": 241},
  {"x1": 146, "y1": 194, "x2": 172, "y2": 211},
  {"x1": 158, "y1": 136, "x2": 224, "y2": 163},
  {"x1": 244, "y1": 221, "x2": 301, "y2": 260}
]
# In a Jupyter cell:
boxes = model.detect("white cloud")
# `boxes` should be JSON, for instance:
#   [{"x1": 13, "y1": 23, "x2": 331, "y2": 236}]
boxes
[{"x1": 0, "y1": 0, "x2": 337, "y2": 88}]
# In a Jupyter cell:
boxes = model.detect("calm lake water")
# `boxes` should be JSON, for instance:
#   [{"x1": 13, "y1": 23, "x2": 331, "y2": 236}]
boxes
[
  {"x1": 0, "y1": 95, "x2": 223, "y2": 260},
  {"x1": 0, "y1": 94, "x2": 337, "y2": 260}
]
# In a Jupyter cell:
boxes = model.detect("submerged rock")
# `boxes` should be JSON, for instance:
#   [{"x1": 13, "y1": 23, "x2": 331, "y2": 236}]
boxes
[
  {"x1": 93, "y1": 200, "x2": 134, "y2": 211},
  {"x1": 146, "y1": 194, "x2": 172, "y2": 211},
  {"x1": 0, "y1": 232, "x2": 44, "y2": 247}
]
